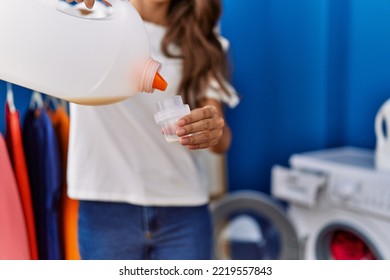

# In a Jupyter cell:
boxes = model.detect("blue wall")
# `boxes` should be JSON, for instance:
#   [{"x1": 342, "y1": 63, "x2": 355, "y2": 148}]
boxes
[
  {"x1": 220, "y1": 0, "x2": 390, "y2": 193},
  {"x1": 345, "y1": 0, "x2": 390, "y2": 147},
  {"x1": 1, "y1": 0, "x2": 390, "y2": 194}
]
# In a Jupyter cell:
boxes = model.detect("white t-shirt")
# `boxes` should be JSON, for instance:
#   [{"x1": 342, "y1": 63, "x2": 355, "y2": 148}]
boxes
[{"x1": 67, "y1": 21, "x2": 239, "y2": 206}]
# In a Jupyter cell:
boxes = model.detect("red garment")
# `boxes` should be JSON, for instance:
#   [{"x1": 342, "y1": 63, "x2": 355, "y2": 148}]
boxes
[
  {"x1": 0, "y1": 134, "x2": 30, "y2": 259},
  {"x1": 330, "y1": 230, "x2": 376, "y2": 260},
  {"x1": 48, "y1": 107, "x2": 80, "y2": 260},
  {"x1": 5, "y1": 103, "x2": 39, "y2": 260}
]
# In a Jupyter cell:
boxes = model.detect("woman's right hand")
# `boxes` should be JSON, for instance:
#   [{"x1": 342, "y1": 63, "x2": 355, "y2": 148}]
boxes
[{"x1": 66, "y1": 0, "x2": 111, "y2": 9}]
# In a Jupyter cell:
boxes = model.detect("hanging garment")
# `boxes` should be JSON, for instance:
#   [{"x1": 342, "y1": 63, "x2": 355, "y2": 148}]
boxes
[
  {"x1": 23, "y1": 107, "x2": 62, "y2": 260},
  {"x1": 0, "y1": 133, "x2": 30, "y2": 259},
  {"x1": 48, "y1": 105, "x2": 80, "y2": 260},
  {"x1": 5, "y1": 102, "x2": 38, "y2": 260}
]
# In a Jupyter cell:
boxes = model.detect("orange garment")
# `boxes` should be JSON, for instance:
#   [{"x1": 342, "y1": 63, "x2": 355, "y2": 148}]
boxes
[
  {"x1": 0, "y1": 133, "x2": 30, "y2": 259},
  {"x1": 5, "y1": 103, "x2": 38, "y2": 260},
  {"x1": 48, "y1": 106, "x2": 80, "y2": 260}
]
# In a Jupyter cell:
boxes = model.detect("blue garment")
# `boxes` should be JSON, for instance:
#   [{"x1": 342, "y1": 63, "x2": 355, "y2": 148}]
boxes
[
  {"x1": 23, "y1": 109, "x2": 62, "y2": 260},
  {"x1": 78, "y1": 201, "x2": 212, "y2": 260}
]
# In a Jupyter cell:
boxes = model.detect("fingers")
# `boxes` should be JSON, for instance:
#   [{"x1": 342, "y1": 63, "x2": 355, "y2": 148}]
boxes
[
  {"x1": 176, "y1": 105, "x2": 226, "y2": 150},
  {"x1": 84, "y1": 0, "x2": 95, "y2": 8},
  {"x1": 65, "y1": 0, "x2": 96, "y2": 9},
  {"x1": 177, "y1": 106, "x2": 223, "y2": 135},
  {"x1": 102, "y1": 0, "x2": 112, "y2": 6},
  {"x1": 176, "y1": 117, "x2": 224, "y2": 137},
  {"x1": 177, "y1": 106, "x2": 218, "y2": 127},
  {"x1": 179, "y1": 130, "x2": 222, "y2": 149}
]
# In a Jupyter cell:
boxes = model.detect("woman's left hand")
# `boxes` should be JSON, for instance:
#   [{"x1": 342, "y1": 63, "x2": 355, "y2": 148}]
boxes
[{"x1": 176, "y1": 105, "x2": 225, "y2": 150}]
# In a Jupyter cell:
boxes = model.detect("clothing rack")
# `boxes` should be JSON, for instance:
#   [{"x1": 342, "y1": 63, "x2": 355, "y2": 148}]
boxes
[{"x1": 0, "y1": 83, "x2": 78, "y2": 260}]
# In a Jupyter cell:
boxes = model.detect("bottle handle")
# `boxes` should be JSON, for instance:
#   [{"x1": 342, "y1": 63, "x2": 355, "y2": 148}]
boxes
[{"x1": 375, "y1": 99, "x2": 390, "y2": 147}]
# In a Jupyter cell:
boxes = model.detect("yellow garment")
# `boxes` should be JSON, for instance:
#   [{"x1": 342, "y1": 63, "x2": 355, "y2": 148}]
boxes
[{"x1": 48, "y1": 106, "x2": 80, "y2": 260}]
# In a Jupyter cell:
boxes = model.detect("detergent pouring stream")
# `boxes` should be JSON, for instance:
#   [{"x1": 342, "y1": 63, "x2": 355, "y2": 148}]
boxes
[{"x1": 0, "y1": 0, "x2": 167, "y2": 105}]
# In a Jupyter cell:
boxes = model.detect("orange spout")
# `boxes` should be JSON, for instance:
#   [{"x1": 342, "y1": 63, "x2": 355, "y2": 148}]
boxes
[{"x1": 152, "y1": 72, "x2": 168, "y2": 91}]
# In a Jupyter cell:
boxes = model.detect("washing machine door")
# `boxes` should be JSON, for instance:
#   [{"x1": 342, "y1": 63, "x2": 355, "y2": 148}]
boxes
[{"x1": 211, "y1": 190, "x2": 300, "y2": 260}]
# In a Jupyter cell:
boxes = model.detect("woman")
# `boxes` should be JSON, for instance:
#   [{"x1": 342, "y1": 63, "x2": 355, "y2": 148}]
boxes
[{"x1": 66, "y1": 0, "x2": 239, "y2": 260}]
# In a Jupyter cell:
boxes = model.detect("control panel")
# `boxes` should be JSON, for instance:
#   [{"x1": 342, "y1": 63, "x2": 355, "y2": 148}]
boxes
[{"x1": 329, "y1": 174, "x2": 390, "y2": 220}]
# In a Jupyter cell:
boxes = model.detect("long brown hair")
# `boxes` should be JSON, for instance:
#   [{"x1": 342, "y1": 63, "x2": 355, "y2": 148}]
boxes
[{"x1": 162, "y1": 0, "x2": 231, "y2": 108}]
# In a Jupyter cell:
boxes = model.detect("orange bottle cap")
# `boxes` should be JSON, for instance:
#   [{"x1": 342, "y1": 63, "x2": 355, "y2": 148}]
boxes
[{"x1": 152, "y1": 72, "x2": 168, "y2": 91}]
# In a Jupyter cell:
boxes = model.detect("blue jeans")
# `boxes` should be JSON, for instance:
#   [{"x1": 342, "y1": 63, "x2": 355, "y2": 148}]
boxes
[{"x1": 78, "y1": 201, "x2": 212, "y2": 260}]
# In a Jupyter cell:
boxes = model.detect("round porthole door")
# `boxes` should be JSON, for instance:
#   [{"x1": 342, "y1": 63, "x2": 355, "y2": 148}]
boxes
[
  {"x1": 211, "y1": 191, "x2": 300, "y2": 260},
  {"x1": 315, "y1": 224, "x2": 381, "y2": 260}
]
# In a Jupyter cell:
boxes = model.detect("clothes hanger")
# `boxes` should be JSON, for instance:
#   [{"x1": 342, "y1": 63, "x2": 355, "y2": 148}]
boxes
[
  {"x1": 29, "y1": 91, "x2": 44, "y2": 110},
  {"x1": 60, "y1": 99, "x2": 70, "y2": 115},
  {"x1": 44, "y1": 95, "x2": 59, "y2": 111},
  {"x1": 44, "y1": 95, "x2": 69, "y2": 114},
  {"x1": 60, "y1": 98, "x2": 69, "y2": 114},
  {"x1": 6, "y1": 83, "x2": 16, "y2": 112}
]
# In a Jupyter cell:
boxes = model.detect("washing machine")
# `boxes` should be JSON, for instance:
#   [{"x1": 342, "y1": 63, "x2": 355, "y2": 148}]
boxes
[
  {"x1": 212, "y1": 190, "x2": 300, "y2": 259},
  {"x1": 212, "y1": 147, "x2": 390, "y2": 260},
  {"x1": 272, "y1": 146, "x2": 390, "y2": 259}
]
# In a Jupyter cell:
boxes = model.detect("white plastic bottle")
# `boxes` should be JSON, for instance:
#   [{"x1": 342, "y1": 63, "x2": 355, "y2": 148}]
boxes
[
  {"x1": 375, "y1": 99, "x2": 390, "y2": 170},
  {"x1": 0, "y1": 0, "x2": 167, "y2": 105}
]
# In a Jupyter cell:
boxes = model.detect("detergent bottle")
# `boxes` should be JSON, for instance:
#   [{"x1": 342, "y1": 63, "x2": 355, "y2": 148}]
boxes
[
  {"x1": 375, "y1": 99, "x2": 390, "y2": 171},
  {"x1": 0, "y1": 0, "x2": 167, "y2": 105}
]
